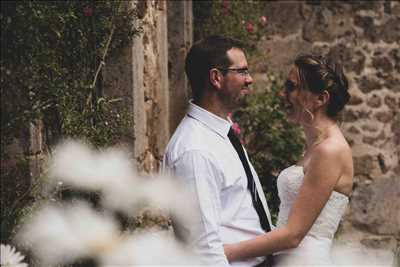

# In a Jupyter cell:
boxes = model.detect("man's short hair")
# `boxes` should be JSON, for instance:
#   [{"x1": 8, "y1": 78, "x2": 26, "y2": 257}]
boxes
[{"x1": 185, "y1": 35, "x2": 245, "y2": 102}]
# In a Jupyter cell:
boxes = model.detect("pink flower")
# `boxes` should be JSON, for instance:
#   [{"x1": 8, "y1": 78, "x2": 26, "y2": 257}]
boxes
[
  {"x1": 232, "y1": 122, "x2": 241, "y2": 136},
  {"x1": 222, "y1": 0, "x2": 230, "y2": 16},
  {"x1": 245, "y1": 21, "x2": 254, "y2": 33},
  {"x1": 223, "y1": 7, "x2": 229, "y2": 16},
  {"x1": 83, "y1": 6, "x2": 93, "y2": 17},
  {"x1": 259, "y1": 16, "x2": 267, "y2": 26},
  {"x1": 222, "y1": 0, "x2": 230, "y2": 8}
]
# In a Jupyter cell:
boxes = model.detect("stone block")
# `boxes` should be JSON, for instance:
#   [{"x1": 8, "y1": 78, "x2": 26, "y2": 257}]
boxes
[
  {"x1": 378, "y1": 17, "x2": 400, "y2": 44},
  {"x1": 372, "y1": 56, "x2": 393, "y2": 77},
  {"x1": 360, "y1": 236, "x2": 397, "y2": 250},
  {"x1": 389, "y1": 48, "x2": 400, "y2": 73},
  {"x1": 303, "y1": 6, "x2": 354, "y2": 43},
  {"x1": 343, "y1": 108, "x2": 371, "y2": 122},
  {"x1": 261, "y1": 2, "x2": 304, "y2": 37},
  {"x1": 350, "y1": 177, "x2": 400, "y2": 236},
  {"x1": 362, "y1": 130, "x2": 386, "y2": 147},
  {"x1": 384, "y1": 95, "x2": 399, "y2": 110},
  {"x1": 361, "y1": 124, "x2": 379, "y2": 133},
  {"x1": 374, "y1": 111, "x2": 394, "y2": 123},
  {"x1": 347, "y1": 94, "x2": 363, "y2": 106},
  {"x1": 327, "y1": 44, "x2": 365, "y2": 75},
  {"x1": 353, "y1": 15, "x2": 376, "y2": 42},
  {"x1": 355, "y1": 75, "x2": 383, "y2": 94},
  {"x1": 384, "y1": 76, "x2": 400, "y2": 92},
  {"x1": 366, "y1": 94, "x2": 382, "y2": 108},
  {"x1": 347, "y1": 126, "x2": 360, "y2": 134},
  {"x1": 353, "y1": 155, "x2": 379, "y2": 179}
]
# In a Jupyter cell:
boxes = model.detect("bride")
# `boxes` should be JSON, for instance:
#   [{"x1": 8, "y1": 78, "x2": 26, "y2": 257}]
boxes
[{"x1": 224, "y1": 54, "x2": 353, "y2": 265}]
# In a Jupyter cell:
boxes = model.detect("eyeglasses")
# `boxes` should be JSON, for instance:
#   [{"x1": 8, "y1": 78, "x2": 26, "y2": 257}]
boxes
[{"x1": 217, "y1": 67, "x2": 251, "y2": 76}]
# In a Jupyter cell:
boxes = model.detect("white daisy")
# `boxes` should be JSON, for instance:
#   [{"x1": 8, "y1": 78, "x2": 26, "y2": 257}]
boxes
[
  {"x1": 100, "y1": 230, "x2": 201, "y2": 266},
  {"x1": 48, "y1": 140, "x2": 197, "y2": 225},
  {"x1": 16, "y1": 201, "x2": 119, "y2": 266},
  {"x1": 0, "y1": 244, "x2": 28, "y2": 267},
  {"x1": 48, "y1": 139, "x2": 138, "y2": 191}
]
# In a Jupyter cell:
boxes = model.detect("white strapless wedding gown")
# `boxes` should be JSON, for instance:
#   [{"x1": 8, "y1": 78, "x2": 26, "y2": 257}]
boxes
[{"x1": 274, "y1": 165, "x2": 349, "y2": 266}]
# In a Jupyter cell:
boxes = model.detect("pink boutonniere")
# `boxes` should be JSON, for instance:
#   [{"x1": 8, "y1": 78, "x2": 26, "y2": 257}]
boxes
[
  {"x1": 228, "y1": 113, "x2": 244, "y2": 144},
  {"x1": 232, "y1": 122, "x2": 241, "y2": 136}
]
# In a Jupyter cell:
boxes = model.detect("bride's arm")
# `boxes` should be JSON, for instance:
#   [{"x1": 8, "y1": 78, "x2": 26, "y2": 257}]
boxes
[{"x1": 225, "y1": 142, "x2": 344, "y2": 262}]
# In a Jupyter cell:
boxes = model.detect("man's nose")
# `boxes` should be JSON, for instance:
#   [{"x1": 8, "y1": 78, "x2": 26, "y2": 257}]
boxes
[{"x1": 245, "y1": 73, "x2": 253, "y2": 85}]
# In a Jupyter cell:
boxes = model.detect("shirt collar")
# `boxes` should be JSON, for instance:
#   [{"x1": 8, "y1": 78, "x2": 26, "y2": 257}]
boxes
[{"x1": 187, "y1": 100, "x2": 231, "y2": 138}]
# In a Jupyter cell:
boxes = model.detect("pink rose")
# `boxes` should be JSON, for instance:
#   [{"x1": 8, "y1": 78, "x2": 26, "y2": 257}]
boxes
[
  {"x1": 222, "y1": 0, "x2": 230, "y2": 16},
  {"x1": 245, "y1": 21, "x2": 254, "y2": 33},
  {"x1": 259, "y1": 16, "x2": 267, "y2": 26},
  {"x1": 232, "y1": 122, "x2": 241, "y2": 136},
  {"x1": 83, "y1": 6, "x2": 93, "y2": 17}
]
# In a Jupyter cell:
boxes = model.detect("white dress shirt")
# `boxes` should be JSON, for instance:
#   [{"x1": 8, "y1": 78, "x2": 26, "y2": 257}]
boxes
[{"x1": 163, "y1": 101, "x2": 273, "y2": 266}]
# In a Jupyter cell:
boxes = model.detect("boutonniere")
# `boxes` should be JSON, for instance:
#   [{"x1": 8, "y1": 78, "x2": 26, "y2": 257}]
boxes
[{"x1": 228, "y1": 113, "x2": 243, "y2": 144}]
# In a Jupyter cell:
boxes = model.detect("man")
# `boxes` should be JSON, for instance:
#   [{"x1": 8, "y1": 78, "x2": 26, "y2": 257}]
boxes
[{"x1": 163, "y1": 36, "x2": 273, "y2": 266}]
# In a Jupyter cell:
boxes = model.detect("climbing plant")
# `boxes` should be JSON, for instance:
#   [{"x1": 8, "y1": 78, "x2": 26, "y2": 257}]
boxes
[
  {"x1": 1, "y1": 1, "x2": 141, "y2": 151},
  {"x1": 0, "y1": 0, "x2": 141, "y2": 244},
  {"x1": 193, "y1": 0, "x2": 268, "y2": 52}
]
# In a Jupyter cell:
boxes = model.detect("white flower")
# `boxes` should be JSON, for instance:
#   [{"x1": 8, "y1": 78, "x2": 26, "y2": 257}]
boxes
[
  {"x1": 0, "y1": 244, "x2": 28, "y2": 267},
  {"x1": 18, "y1": 139, "x2": 200, "y2": 266},
  {"x1": 139, "y1": 176, "x2": 199, "y2": 225},
  {"x1": 16, "y1": 201, "x2": 119, "y2": 266},
  {"x1": 49, "y1": 139, "x2": 138, "y2": 192},
  {"x1": 100, "y1": 230, "x2": 201, "y2": 266},
  {"x1": 48, "y1": 140, "x2": 197, "y2": 225}
]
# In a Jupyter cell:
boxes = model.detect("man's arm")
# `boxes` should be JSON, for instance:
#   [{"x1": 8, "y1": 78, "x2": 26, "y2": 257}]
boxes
[{"x1": 172, "y1": 150, "x2": 230, "y2": 266}]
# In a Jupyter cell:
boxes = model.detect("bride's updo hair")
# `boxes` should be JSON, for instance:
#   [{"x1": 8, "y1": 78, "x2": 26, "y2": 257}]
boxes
[{"x1": 294, "y1": 54, "x2": 350, "y2": 119}]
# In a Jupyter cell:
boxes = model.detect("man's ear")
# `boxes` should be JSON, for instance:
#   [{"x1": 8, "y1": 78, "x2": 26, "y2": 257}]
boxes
[
  {"x1": 209, "y1": 68, "x2": 223, "y2": 89},
  {"x1": 316, "y1": 90, "x2": 330, "y2": 108}
]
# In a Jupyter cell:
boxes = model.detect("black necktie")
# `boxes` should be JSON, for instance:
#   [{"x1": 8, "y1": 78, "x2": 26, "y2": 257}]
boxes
[{"x1": 228, "y1": 128, "x2": 271, "y2": 232}]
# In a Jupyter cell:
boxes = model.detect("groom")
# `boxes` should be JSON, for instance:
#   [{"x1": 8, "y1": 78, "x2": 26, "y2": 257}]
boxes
[{"x1": 163, "y1": 35, "x2": 273, "y2": 267}]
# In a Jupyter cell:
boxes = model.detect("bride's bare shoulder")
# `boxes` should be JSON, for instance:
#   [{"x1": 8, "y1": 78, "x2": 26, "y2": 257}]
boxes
[{"x1": 311, "y1": 135, "x2": 352, "y2": 167}]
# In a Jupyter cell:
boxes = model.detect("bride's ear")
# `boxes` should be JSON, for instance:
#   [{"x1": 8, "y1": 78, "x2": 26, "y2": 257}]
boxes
[
  {"x1": 316, "y1": 90, "x2": 330, "y2": 108},
  {"x1": 209, "y1": 68, "x2": 223, "y2": 89}
]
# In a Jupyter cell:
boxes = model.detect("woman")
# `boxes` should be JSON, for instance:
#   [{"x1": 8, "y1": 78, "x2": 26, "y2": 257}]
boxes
[{"x1": 224, "y1": 54, "x2": 353, "y2": 265}]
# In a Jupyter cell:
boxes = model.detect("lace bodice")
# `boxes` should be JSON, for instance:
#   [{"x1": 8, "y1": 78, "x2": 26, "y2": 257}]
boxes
[
  {"x1": 274, "y1": 165, "x2": 349, "y2": 265},
  {"x1": 276, "y1": 165, "x2": 348, "y2": 238}
]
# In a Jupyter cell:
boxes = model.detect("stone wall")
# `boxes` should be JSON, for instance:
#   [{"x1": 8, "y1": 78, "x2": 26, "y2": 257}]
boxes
[
  {"x1": 103, "y1": 0, "x2": 192, "y2": 174},
  {"x1": 251, "y1": 0, "x2": 399, "y2": 255}
]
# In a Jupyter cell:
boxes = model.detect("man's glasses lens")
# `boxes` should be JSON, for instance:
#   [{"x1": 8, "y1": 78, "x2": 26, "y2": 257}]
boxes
[{"x1": 218, "y1": 68, "x2": 250, "y2": 76}]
